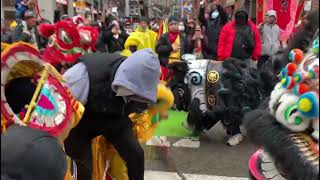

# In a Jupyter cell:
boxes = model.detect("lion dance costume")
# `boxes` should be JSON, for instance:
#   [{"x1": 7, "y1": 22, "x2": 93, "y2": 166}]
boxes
[
  {"x1": 245, "y1": 35, "x2": 319, "y2": 180},
  {"x1": 1, "y1": 42, "x2": 85, "y2": 179},
  {"x1": 37, "y1": 15, "x2": 99, "y2": 73}
]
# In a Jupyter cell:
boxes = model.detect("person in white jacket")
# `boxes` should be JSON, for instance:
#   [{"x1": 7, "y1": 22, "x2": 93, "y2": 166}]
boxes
[{"x1": 258, "y1": 10, "x2": 281, "y2": 68}]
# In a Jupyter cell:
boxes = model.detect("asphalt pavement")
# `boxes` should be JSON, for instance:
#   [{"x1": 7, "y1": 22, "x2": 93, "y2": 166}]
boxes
[{"x1": 144, "y1": 122, "x2": 257, "y2": 179}]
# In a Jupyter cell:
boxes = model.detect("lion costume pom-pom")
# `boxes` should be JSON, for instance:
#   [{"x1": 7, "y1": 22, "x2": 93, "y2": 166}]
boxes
[{"x1": 37, "y1": 23, "x2": 55, "y2": 39}]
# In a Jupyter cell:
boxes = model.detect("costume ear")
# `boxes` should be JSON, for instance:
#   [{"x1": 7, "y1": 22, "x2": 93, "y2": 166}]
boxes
[
  {"x1": 37, "y1": 23, "x2": 55, "y2": 38},
  {"x1": 73, "y1": 15, "x2": 84, "y2": 25}
]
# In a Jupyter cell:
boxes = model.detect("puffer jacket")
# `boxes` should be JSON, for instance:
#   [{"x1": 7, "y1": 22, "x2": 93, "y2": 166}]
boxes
[{"x1": 217, "y1": 19, "x2": 261, "y2": 61}]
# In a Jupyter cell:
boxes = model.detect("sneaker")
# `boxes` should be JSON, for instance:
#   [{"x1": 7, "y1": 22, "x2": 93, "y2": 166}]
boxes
[{"x1": 227, "y1": 133, "x2": 243, "y2": 146}]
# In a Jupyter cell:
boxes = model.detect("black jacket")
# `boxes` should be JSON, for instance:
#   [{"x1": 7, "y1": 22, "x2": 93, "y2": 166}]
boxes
[
  {"x1": 156, "y1": 32, "x2": 187, "y2": 66},
  {"x1": 199, "y1": 5, "x2": 228, "y2": 59},
  {"x1": 102, "y1": 25, "x2": 129, "y2": 53},
  {"x1": 79, "y1": 53, "x2": 126, "y2": 117}
]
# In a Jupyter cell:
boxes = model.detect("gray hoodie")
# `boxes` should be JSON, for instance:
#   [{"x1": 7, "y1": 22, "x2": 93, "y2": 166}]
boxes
[
  {"x1": 112, "y1": 48, "x2": 160, "y2": 104},
  {"x1": 64, "y1": 48, "x2": 160, "y2": 105}
]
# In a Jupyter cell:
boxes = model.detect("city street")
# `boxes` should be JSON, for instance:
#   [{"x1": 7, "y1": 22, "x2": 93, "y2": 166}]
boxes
[
  {"x1": 143, "y1": 111, "x2": 256, "y2": 179},
  {"x1": 1, "y1": 0, "x2": 318, "y2": 180}
]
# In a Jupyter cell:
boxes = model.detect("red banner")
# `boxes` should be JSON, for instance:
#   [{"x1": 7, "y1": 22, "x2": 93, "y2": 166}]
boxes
[
  {"x1": 264, "y1": 0, "x2": 300, "y2": 41},
  {"x1": 256, "y1": 0, "x2": 265, "y2": 25},
  {"x1": 273, "y1": 0, "x2": 292, "y2": 31}
]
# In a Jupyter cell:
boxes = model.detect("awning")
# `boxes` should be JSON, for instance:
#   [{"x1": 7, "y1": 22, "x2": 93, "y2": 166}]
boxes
[{"x1": 56, "y1": 0, "x2": 67, "y2": 5}]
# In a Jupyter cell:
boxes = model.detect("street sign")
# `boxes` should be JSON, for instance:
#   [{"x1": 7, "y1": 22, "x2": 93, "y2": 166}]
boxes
[
  {"x1": 112, "y1": 7, "x2": 118, "y2": 13},
  {"x1": 304, "y1": 0, "x2": 312, "y2": 11}
]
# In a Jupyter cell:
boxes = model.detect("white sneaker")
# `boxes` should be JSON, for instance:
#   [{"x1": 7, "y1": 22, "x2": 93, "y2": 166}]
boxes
[{"x1": 227, "y1": 134, "x2": 243, "y2": 146}]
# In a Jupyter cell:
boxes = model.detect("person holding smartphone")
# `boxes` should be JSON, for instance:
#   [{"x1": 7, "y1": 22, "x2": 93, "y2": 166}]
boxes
[{"x1": 102, "y1": 20, "x2": 129, "y2": 53}]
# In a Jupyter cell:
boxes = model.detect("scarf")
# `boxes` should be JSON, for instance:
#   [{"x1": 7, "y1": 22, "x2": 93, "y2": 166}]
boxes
[{"x1": 168, "y1": 31, "x2": 179, "y2": 44}]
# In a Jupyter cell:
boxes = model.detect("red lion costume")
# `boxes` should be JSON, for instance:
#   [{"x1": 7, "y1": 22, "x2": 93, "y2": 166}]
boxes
[{"x1": 37, "y1": 15, "x2": 99, "y2": 66}]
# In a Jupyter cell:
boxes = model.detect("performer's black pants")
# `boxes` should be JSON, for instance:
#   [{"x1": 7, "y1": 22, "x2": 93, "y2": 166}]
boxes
[{"x1": 64, "y1": 111, "x2": 144, "y2": 180}]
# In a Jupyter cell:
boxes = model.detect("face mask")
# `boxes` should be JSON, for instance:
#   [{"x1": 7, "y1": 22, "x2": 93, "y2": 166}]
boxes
[
  {"x1": 211, "y1": 11, "x2": 219, "y2": 19},
  {"x1": 179, "y1": 25, "x2": 185, "y2": 31}
]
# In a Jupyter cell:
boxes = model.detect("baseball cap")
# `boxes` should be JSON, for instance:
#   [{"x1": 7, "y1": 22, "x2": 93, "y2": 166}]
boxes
[
  {"x1": 223, "y1": 0, "x2": 235, "y2": 7},
  {"x1": 267, "y1": 10, "x2": 277, "y2": 19},
  {"x1": 1, "y1": 125, "x2": 67, "y2": 180},
  {"x1": 24, "y1": 10, "x2": 37, "y2": 19}
]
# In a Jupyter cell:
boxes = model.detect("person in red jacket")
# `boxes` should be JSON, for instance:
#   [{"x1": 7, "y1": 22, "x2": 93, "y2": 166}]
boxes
[{"x1": 217, "y1": 9, "x2": 261, "y2": 61}]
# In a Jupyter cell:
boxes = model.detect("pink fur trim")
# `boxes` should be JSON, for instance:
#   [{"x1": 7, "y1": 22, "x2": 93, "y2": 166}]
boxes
[
  {"x1": 38, "y1": 23, "x2": 55, "y2": 38},
  {"x1": 248, "y1": 149, "x2": 264, "y2": 180}
]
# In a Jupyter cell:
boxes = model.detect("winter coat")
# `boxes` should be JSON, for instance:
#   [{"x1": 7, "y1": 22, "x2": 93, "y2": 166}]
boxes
[
  {"x1": 199, "y1": 5, "x2": 228, "y2": 60},
  {"x1": 156, "y1": 32, "x2": 187, "y2": 66},
  {"x1": 260, "y1": 23, "x2": 281, "y2": 56},
  {"x1": 217, "y1": 19, "x2": 261, "y2": 61},
  {"x1": 102, "y1": 25, "x2": 129, "y2": 53}
]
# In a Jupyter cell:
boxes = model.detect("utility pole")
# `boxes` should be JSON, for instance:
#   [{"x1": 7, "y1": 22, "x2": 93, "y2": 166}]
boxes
[
  {"x1": 248, "y1": 0, "x2": 253, "y2": 18},
  {"x1": 37, "y1": 0, "x2": 56, "y2": 23},
  {"x1": 68, "y1": 0, "x2": 74, "y2": 17},
  {"x1": 125, "y1": 0, "x2": 130, "y2": 17},
  {"x1": 1, "y1": 0, "x2": 4, "y2": 20},
  {"x1": 148, "y1": 0, "x2": 153, "y2": 18},
  {"x1": 103, "y1": 0, "x2": 107, "y2": 20}
]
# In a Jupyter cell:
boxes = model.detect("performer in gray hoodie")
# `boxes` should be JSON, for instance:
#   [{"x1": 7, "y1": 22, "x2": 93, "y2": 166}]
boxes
[{"x1": 63, "y1": 48, "x2": 160, "y2": 180}]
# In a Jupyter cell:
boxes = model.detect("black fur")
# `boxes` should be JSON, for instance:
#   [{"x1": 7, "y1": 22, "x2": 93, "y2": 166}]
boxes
[
  {"x1": 243, "y1": 110, "x2": 319, "y2": 180},
  {"x1": 168, "y1": 58, "x2": 274, "y2": 136},
  {"x1": 167, "y1": 62, "x2": 190, "y2": 111}
]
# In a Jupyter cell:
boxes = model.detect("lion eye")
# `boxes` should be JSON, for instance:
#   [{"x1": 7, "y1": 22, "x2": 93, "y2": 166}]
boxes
[{"x1": 59, "y1": 30, "x2": 73, "y2": 44}]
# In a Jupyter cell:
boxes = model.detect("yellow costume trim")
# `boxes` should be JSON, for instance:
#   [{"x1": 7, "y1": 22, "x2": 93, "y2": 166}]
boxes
[
  {"x1": 1, "y1": 42, "x2": 9, "y2": 52},
  {"x1": 169, "y1": 35, "x2": 181, "y2": 64},
  {"x1": 23, "y1": 65, "x2": 49, "y2": 125}
]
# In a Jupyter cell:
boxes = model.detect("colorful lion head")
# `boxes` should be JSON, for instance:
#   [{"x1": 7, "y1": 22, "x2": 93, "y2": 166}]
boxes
[
  {"x1": 245, "y1": 36, "x2": 319, "y2": 180},
  {"x1": 38, "y1": 16, "x2": 99, "y2": 65},
  {"x1": 1, "y1": 42, "x2": 84, "y2": 140}
]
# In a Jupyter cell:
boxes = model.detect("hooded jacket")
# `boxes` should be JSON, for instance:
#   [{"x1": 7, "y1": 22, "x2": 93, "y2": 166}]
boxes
[
  {"x1": 217, "y1": 10, "x2": 261, "y2": 61},
  {"x1": 130, "y1": 26, "x2": 157, "y2": 52},
  {"x1": 199, "y1": 4, "x2": 228, "y2": 59},
  {"x1": 63, "y1": 49, "x2": 160, "y2": 116},
  {"x1": 260, "y1": 10, "x2": 281, "y2": 56}
]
